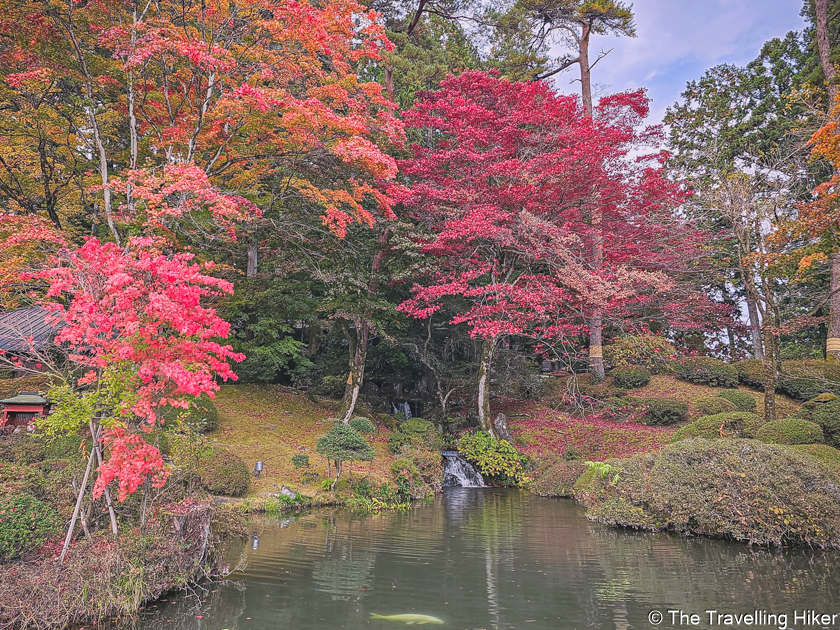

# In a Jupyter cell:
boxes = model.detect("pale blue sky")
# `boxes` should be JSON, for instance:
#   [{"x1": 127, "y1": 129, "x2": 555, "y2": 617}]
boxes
[{"x1": 551, "y1": 0, "x2": 807, "y2": 123}]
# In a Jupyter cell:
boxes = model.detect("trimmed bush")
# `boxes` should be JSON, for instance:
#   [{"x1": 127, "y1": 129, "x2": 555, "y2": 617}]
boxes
[
  {"x1": 695, "y1": 396, "x2": 736, "y2": 417},
  {"x1": 611, "y1": 366, "x2": 650, "y2": 389},
  {"x1": 9, "y1": 435, "x2": 46, "y2": 464},
  {"x1": 671, "y1": 412, "x2": 763, "y2": 442},
  {"x1": 183, "y1": 393, "x2": 219, "y2": 433},
  {"x1": 399, "y1": 418, "x2": 436, "y2": 437},
  {"x1": 349, "y1": 417, "x2": 375, "y2": 433},
  {"x1": 291, "y1": 454, "x2": 309, "y2": 469},
  {"x1": 574, "y1": 438, "x2": 840, "y2": 548},
  {"x1": 790, "y1": 443, "x2": 840, "y2": 470},
  {"x1": 457, "y1": 431, "x2": 526, "y2": 486},
  {"x1": 0, "y1": 461, "x2": 47, "y2": 499},
  {"x1": 801, "y1": 399, "x2": 840, "y2": 448},
  {"x1": 756, "y1": 418, "x2": 824, "y2": 445},
  {"x1": 674, "y1": 356, "x2": 738, "y2": 388},
  {"x1": 0, "y1": 493, "x2": 59, "y2": 561},
  {"x1": 776, "y1": 360, "x2": 840, "y2": 402},
  {"x1": 316, "y1": 424, "x2": 375, "y2": 482},
  {"x1": 532, "y1": 459, "x2": 587, "y2": 497},
  {"x1": 196, "y1": 450, "x2": 250, "y2": 497},
  {"x1": 603, "y1": 335, "x2": 677, "y2": 373},
  {"x1": 716, "y1": 390, "x2": 757, "y2": 412},
  {"x1": 388, "y1": 431, "x2": 411, "y2": 455},
  {"x1": 734, "y1": 359, "x2": 764, "y2": 390},
  {"x1": 643, "y1": 399, "x2": 688, "y2": 426}
]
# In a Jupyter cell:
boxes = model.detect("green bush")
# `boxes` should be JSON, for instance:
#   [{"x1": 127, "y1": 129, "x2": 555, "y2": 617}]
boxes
[
  {"x1": 196, "y1": 450, "x2": 250, "y2": 496},
  {"x1": 674, "y1": 356, "x2": 738, "y2": 388},
  {"x1": 717, "y1": 390, "x2": 757, "y2": 412},
  {"x1": 349, "y1": 417, "x2": 375, "y2": 433},
  {"x1": 9, "y1": 435, "x2": 46, "y2": 464},
  {"x1": 316, "y1": 424, "x2": 375, "y2": 478},
  {"x1": 399, "y1": 418, "x2": 436, "y2": 437},
  {"x1": 532, "y1": 458, "x2": 587, "y2": 497},
  {"x1": 388, "y1": 431, "x2": 411, "y2": 454},
  {"x1": 671, "y1": 412, "x2": 764, "y2": 442},
  {"x1": 694, "y1": 396, "x2": 736, "y2": 417},
  {"x1": 0, "y1": 461, "x2": 47, "y2": 499},
  {"x1": 457, "y1": 431, "x2": 526, "y2": 486},
  {"x1": 603, "y1": 335, "x2": 677, "y2": 373},
  {"x1": 574, "y1": 438, "x2": 840, "y2": 548},
  {"x1": 756, "y1": 418, "x2": 824, "y2": 446},
  {"x1": 777, "y1": 360, "x2": 840, "y2": 402},
  {"x1": 643, "y1": 399, "x2": 688, "y2": 426},
  {"x1": 0, "y1": 493, "x2": 59, "y2": 561},
  {"x1": 183, "y1": 393, "x2": 219, "y2": 433},
  {"x1": 389, "y1": 449, "x2": 443, "y2": 499},
  {"x1": 734, "y1": 359, "x2": 765, "y2": 390},
  {"x1": 44, "y1": 433, "x2": 84, "y2": 460},
  {"x1": 800, "y1": 399, "x2": 840, "y2": 448},
  {"x1": 790, "y1": 443, "x2": 840, "y2": 470},
  {"x1": 611, "y1": 366, "x2": 651, "y2": 389},
  {"x1": 291, "y1": 454, "x2": 309, "y2": 469}
]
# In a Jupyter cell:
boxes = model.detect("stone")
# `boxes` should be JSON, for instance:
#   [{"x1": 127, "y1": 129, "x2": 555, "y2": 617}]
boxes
[
  {"x1": 494, "y1": 413, "x2": 514, "y2": 444},
  {"x1": 279, "y1": 485, "x2": 296, "y2": 498}
]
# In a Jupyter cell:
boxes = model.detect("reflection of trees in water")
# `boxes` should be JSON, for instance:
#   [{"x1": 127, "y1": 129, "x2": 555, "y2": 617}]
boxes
[
  {"x1": 311, "y1": 513, "x2": 376, "y2": 599},
  {"x1": 129, "y1": 581, "x2": 247, "y2": 630},
  {"x1": 586, "y1": 523, "x2": 840, "y2": 612}
]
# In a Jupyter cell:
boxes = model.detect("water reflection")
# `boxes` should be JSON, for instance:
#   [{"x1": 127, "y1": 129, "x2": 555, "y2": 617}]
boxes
[{"x1": 134, "y1": 490, "x2": 840, "y2": 630}]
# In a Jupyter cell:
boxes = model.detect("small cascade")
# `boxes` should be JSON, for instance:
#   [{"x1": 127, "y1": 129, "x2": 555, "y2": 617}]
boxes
[{"x1": 441, "y1": 450, "x2": 486, "y2": 488}]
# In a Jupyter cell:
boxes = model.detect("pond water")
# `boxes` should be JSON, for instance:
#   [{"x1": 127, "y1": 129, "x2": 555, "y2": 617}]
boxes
[{"x1": 138, "y1": 489, "x2": 840, "y2": 630}]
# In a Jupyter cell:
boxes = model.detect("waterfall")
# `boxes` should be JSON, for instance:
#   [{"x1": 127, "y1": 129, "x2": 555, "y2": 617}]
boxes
[{"x1": 441, "y1": 451, "x2": 486, "y2": 488}]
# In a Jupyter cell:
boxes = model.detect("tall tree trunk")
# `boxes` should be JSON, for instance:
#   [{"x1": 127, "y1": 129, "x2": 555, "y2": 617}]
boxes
[
  {"x1": 762, "y1": 329, "x2": 776, "y2": 423},
  {"x1": 246, "y1": 241, "x2": 258, "y2": 277},
  {"x1": 815, "y1": 0, "x2": 840, "y2": 360},
  {"x1": 477, "y1": 336, "x2": 499, "y2": 438},
  {"x1": 578, "y1": 22, "x2": 606, "y2": 381},
  {"x1": 339, "y1": 319, "x2": 369, "y2": 423},
  {"x1": 745, "y1": 293, "x2": 764, "y2": 361}
]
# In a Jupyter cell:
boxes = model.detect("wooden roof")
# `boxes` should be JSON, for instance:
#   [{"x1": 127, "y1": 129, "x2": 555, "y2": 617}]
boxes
[{"x1": 0, "y1": 307, "x2": 61, "y2": 353}]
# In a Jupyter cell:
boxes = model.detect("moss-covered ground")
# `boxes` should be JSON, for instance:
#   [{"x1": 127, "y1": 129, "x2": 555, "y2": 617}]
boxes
[{"x1": 207, "y1": 385, "x2": 399, "y2": 501}]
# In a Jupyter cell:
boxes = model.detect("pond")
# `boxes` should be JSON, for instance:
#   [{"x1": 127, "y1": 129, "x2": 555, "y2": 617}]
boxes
[{"x1": 138, "y1": 489, "x2": 840, "y2": 630}]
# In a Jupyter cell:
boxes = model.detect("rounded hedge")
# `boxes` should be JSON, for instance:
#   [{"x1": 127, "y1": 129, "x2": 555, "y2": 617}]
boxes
[
  {"x1": 695, "y1": 396, "x2": 736, "y2": 417},
  {"x1": 611, "y1": 366, "x2": 651, "y2": 389},
  {"x1": 399, "y1": 418, "x2": 436, "y2": 437},
  {"x1": 574, "y1": 438, "x2": 840, "y2": 548},
  {"x1": 674, "y1": 357, "x2": 738, "y2": 388},
  {"x1": 183, "y1": 393, "x2": 219, "y2": 433},
  {"x1": 671, "y1": 412, "x2": 764, "y2": 442},
  {"x1": 734, "y1": 359, "x2": 764, "y2": 390},
  {"x1": 388, "y1": 431, "x2": 411, "y2": 454},
  {"x1": 349, "y1": 417, "x2": 375, "y2": 433},
  {"x1": 756, "y1": 418, "x2": 824, "y2": 446},
  {"x1": 801, "y1": 399, "x2": 840, "y2": 448},
  {"x1": 643, "y1": 399, "x2": 688, "y2": 426},
  {"x1": 603, "y1": 335, "x2": 676, "y2": 373},
  {"x1": 716, "y1": 390, "x2": 757, "y2": 412},
  {"x1": 0, "y1": 493, "x2": 59, "y2": 561},
  {"x1": 790, "y1": 443, "x2": 840, "y2": 470},
  {"x1": 316, "y1": 424, "x2": 375, "y2": 464},
  {"x1": 776, "y1": 360, "x2": 840, "y2": 402},
  {"x1": 196, "y1": 450, "x2": 250, "y2": 496},
  {"x1": 457, "y1": 431, "x2": 526, "y2": 486}
]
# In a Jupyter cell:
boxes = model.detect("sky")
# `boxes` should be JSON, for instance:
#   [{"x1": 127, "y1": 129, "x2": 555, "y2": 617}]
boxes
[{"x1": 550, "y1": 0, "x2": 808, "y2": 124}]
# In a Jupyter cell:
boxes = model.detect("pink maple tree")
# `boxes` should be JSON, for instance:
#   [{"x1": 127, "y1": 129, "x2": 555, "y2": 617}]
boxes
[{"x1": 398, "y1": 71, "x2": 707, "y2": 435}]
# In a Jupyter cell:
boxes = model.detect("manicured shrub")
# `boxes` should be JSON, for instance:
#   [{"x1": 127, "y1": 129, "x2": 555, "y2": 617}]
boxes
[
  {"x1": 0, "y1": 493, "x2": 59, "y2": 561},
  {"x1": 195, "y1": 450, "x2": 250, "y2": 497},
  {"x1": 790, "y1": 443, "x2": 840, "y2": 470},
  {"x1": 776, "y1": 360, "x2": 840, "y2": 402},
  {"x1": 603, "y1": 335, "x2": 677, "y2": 373},
  {"x1": 0, "y1": 461, "x2": 47, "y2": 499},
  {"x1": 389, "y1": 449, "x2": 443, "y2": 499},
  {"x1": 457, "y1": 431, "x2": 526, "y2": 486},
  {"x1": 9, "y1": 435, "x2": 46, "y2": 464},
  {"x1": 734, "y1": 359, "x2": 764, "y2": 390},
  {"x1": 574, "y1": 438, "x2": 840, "y2": 548},
  {"x1": 399, "y1": 418, "x2": 436, "y2": 437},
  {"x1": 291, "y1": 454, "x2": 309, "y2": 469},
  {"x1": 316, "y1": 424, "x2": 375, "y2": 481},
  {"x1": 801, "y1": 399, "x2": 840, "y2": 448},
  {"x1": 643, "y1": 399, "x2": 688, "y2": 426},
  {"x1": 388, "y1": 431, "x2": 411, "y2": 454},
  {"x1": 674, "y1": 356, "x2": 738, "y2": 388},
  {"x1": 671, "y1": 412, "x2": 763, "y2": 442},
  {"x1": 349, "y1": 417, "x2": 375, "y2": 433},
  {"x1": 532, "y1": 459, "x2": 587, "y2": 497},
  {"x1": 694, "y1": 396, "x2": 736, "y2": 417},
  {"x1": 611, "y1": 366, "x2": 650, "y2": 389},
  {"x1": 756, "y1": 418, "x2": 824, "y2": 446},
  {"x1": 183, "y1": 393, "x2": 219, "y2": 433},
  {"x1": 44, "y1": 434, "x2": 84, "y2": 460},
  {"x1": 717, "y1": 390, "x2": 757, "y2": 412}
]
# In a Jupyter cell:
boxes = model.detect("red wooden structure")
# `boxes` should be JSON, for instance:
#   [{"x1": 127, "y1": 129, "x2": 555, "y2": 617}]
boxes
[{"x1": 0, "y1": 392, "x2": 49, "y2": 433}]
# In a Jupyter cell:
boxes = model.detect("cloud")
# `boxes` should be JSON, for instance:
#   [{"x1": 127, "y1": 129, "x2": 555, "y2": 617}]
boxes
[{"x1": 548, "y1": 0, "x2": 806, "y2": 122}]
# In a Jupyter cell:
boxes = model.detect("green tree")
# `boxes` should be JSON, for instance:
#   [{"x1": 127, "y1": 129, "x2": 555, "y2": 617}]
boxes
[{"x1": 316, "y1": 424, "x2": 376, "y2": 489}]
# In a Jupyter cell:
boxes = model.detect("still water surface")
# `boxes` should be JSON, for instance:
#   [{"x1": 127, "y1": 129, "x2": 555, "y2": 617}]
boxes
[{"x1": 138, "y1": 489, "x2": 840, "y2": 630}]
